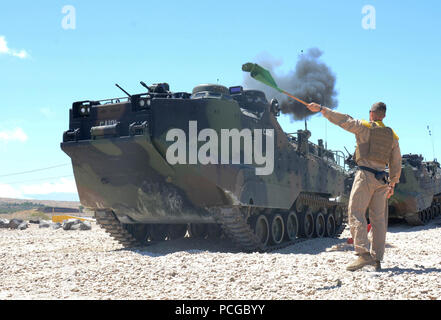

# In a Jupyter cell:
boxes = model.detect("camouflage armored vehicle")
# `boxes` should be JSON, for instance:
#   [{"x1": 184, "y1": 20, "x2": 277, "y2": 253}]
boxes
[
  {"x1": 388, "y1": 154, "x2": 441, "y2": 225},
  {"x1": 61, "y1": 82, "x2": 349, "y2": 251}
]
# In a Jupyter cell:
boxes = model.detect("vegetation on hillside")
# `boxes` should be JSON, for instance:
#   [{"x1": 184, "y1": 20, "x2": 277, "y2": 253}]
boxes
[{"x1": 0, "y1": 201, "x2": 45, "y2": 214}]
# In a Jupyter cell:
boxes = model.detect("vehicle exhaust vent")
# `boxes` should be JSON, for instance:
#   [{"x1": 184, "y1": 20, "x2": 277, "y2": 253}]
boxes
[{"x1": 63, "y1": 128, "x2": 80, "y2": 142}]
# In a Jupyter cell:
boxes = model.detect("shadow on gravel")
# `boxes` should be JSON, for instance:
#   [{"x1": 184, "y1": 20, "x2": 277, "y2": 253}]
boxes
[
  {"x1": 276, "y1": 237, "x2": 348, "y2": 255},
  {"x1": 379, "y1": 266, "x2": 441, "y2": 275},
  {"x1": 117, "y1": 237, "x2": 240, "y2": 257},
  {"x1": 115, "y1": 236, "x2": 354, "y2": 257},
  {"x1": 316, "y1": 281, "x2": 342, "y2": 291},
  {"x1": 112, "y1": 220, "x2": 440, "y2": 257},
  {"x1": 387, "y1": 216, "x2": 441, "y2": 234}
]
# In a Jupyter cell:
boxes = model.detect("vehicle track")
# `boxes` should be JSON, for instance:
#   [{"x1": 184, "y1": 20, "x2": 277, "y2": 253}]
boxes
[{"x1": 95, "y1": 193, "x2": 348, "y2": 252}]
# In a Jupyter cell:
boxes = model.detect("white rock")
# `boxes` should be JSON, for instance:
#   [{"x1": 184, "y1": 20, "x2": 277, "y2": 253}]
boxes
[{"x1": 1, "y1": 219, "x2": 441, "y2": 299}]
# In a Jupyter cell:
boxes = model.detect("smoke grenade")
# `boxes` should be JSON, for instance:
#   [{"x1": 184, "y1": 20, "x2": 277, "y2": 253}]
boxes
[{"x1": 243, "y1": 48, "x2": 338, "y2": 120}]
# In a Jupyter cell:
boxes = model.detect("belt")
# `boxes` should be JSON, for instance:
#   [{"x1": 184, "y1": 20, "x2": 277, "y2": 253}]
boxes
[{"x1": 358, "y1": 166, "x2": 389, "y2": 184}]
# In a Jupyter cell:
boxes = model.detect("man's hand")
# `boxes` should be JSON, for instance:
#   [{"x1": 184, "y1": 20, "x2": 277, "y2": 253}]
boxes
[
  {"x1": 387, "y1": 183, "x2": 395, "y2": 199},
  {"x1": 307, "y1": 103, "x2": 322, "y2": 113}
]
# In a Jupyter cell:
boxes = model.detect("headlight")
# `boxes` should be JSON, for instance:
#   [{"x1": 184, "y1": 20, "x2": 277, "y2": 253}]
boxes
[{"x1": 80, "y1": 106, "x2": 90, "y2": 116}]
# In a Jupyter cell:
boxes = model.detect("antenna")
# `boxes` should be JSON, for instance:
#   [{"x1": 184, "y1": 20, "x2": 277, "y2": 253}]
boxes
[
  {"x1": 140, "y1": 81, "x2": 149, "y2": 91},
  {"x1": 427, "y1": 125, "x2": 436, "y2": 160},
  {"x1": 115, "y1": 83, "x2": 131, "y2": 98}
]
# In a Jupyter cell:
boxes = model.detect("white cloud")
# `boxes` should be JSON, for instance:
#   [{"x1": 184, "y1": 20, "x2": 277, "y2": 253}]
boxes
[
  {"x1": 0, "y1": 35, "x2": 30, "y2": 59},
  {"x1": 0, "y1": 127, "x2": 28, "y2": 143},
  {"x1": 19, "y1": 178, "x2": 78, "y2": 195},
  {"x1": 0, "y1": 183, "x2": 25, "y2": 199},
  {"x1": 0, "y1": 178, "x2": 77, "y2": 199}
]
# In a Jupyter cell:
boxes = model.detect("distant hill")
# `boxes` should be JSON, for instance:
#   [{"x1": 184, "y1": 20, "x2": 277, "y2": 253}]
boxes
[{"x1": 0, "y1": 197, "x2": 80, "y2": 210}]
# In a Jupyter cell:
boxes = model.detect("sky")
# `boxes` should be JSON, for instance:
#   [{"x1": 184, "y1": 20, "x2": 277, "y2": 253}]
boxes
[{"x1": 0, "y1": 0, "x2": 440, "y2": 201}]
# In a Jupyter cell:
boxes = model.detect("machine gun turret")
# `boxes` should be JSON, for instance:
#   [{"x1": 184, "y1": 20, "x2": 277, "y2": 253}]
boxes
[{"x1": 344, "y1": 147, "x2": 357, "y2": 169}]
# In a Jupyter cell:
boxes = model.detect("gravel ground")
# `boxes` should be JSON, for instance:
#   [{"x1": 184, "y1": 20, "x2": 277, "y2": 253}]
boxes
[{"x1": 1, "y1": 217, "x2": 441, "y2": 300}]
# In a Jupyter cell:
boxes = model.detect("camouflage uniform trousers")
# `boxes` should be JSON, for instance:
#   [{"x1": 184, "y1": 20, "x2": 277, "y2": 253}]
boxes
[{"x1": 348, "y1": 169, "x2": 389, "y2": 261}]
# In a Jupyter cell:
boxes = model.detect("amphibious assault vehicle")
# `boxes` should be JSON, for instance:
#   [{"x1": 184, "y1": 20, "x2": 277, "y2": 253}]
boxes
[
  {"x1": 61, "y1": 82, "x2": 350, "y2": 251},
  {"x1": 389, "y1": 154, "x2": 441, "y2": 225}
]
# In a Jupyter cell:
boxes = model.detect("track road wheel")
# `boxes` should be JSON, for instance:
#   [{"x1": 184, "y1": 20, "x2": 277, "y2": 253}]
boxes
[
  {"x1": 189, "y1": 223, "x2": 208, "y2": 239},
  {"x1": 314, "y1": 212, "x2": 326, "y2": 238},
  {"x1": 418, "y1": 211, "x2": 424, "y2": 224},
  {"x1": 428, "y1": 207, "x2": 434, "y2": 221},
  {"x1": 284, "y1": 211, "x2": 299, "y2": 241},
  {"x1": 299, "y1": 209, "x2": 314, "y2": 238},
  {"x1": 252, "y1": 214, "x2": 269, "y2": 247},
  {"x1": 167, "y1": 224, "x2": 188, "y2": 240},
  {"x1": 434, "y1": 205, "x2": 440, "y2": 217},
  {"x1": 123, "y1": 224, "x2": 150, "y2": 244},
  {"x1": 334, "y1": 206, "x2": 344, "y2": 228},
  {"x1": 424, "y1": 209, "x2": 429, "y2": 222},
  {"x1": 422, "y1": 209, "x2": 428, "y2": 224},
  {"x1": 269, "y1": 214, "x2": 285, "y2": 245},
  {"x1": 149, "y1": 224, "x2": 168, "y2": 241},
  {"x1": 325, "y1": 213, "x2": 336, "y2": 237},
  {"x1": 206, "y1": 224, "x2": 223, "y2": 239}
]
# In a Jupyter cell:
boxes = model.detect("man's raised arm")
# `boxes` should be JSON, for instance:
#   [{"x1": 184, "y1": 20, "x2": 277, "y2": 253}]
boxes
[{"x1": 307, "y1": 103, "x2": 364, "y2": 135}]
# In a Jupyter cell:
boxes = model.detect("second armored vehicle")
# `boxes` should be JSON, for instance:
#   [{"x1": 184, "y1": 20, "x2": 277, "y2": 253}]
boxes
[{"x1": 388, "y1": 154, "x2": 441, "y2": 225}]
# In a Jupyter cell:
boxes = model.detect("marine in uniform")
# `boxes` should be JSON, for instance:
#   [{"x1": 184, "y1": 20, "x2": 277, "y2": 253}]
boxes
[{"x1": 307, "y1": 102, "x2": 402, "y2": 271}]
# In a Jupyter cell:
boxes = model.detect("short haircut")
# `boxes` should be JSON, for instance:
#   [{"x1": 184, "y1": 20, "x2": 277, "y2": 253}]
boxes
[{"x1": 371, "y1": 102, "x2": 386, "y2": 116}]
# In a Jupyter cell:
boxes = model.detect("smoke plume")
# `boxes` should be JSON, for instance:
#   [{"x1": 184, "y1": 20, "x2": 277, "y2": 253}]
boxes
[{"x1": 243, "y1": 48, "x2": 338, "y2": 120}]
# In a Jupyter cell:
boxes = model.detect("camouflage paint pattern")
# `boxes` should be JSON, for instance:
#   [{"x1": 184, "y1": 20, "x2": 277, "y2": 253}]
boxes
[{"x1": 61, "y1": 84, "x2": 348, "y2": 224}]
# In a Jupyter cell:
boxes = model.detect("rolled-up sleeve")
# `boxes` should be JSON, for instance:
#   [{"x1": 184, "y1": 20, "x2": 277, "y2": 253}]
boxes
[
  {"x1": 389, "y1": 139, "x2": 402, "y2": 184},
  {"x1": 321, "y1": 107, "x2": 365, "y2": 135}
]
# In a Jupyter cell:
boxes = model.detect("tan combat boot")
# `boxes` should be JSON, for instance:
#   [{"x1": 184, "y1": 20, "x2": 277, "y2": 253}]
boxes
[
  {"x1": 346, "y1": 253, "x2": 376, "y2": 271},
  {"x1": 374, "y1": 260, "x2": 381, "y2": 271}
]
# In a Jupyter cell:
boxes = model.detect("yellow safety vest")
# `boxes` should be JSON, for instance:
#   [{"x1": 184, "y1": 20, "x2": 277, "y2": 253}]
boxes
[{"x1": 361, "y1": 120, "x2": 399, "y2": 140}]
